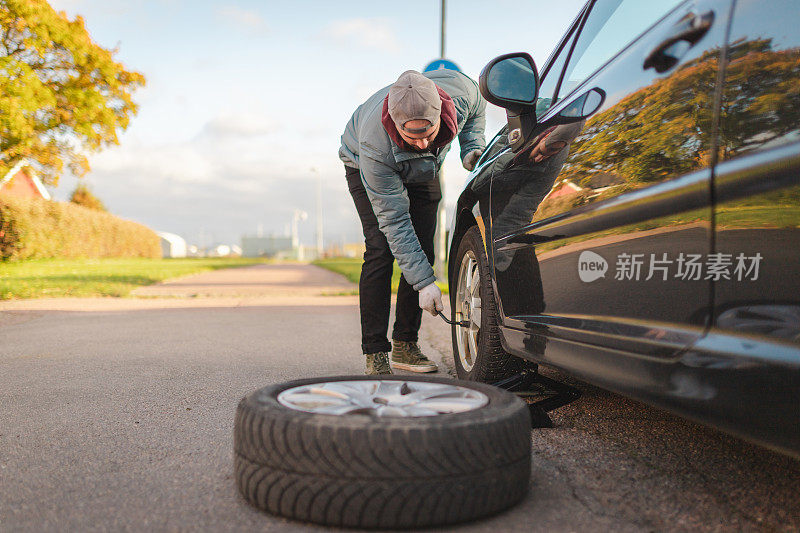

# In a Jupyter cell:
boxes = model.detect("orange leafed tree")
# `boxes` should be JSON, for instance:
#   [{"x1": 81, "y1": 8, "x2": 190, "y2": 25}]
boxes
[
  {"x1": 0, "y1": 0, "x2": 145, "y2": 185},
  {"x1": 70, "y1": 183, "x2": 106, "y2": 211}
]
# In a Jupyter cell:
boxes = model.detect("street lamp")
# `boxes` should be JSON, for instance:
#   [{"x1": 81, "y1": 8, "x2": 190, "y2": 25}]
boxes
[
  {"x1": 292, "y1": 209, "x2": 308, "y2": 261},
  {"x1": 311, "y1": 167, "x2": 323, "y2": 257}
]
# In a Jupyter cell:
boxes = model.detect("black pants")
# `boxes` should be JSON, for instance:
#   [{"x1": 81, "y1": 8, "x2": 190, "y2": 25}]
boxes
[{"x1": 346, "y1": 165, "x2": 441, "y2": 354}]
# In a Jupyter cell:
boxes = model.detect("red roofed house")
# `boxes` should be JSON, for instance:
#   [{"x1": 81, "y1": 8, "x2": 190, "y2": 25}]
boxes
[
  {"x1": 0, "y1": 160, "x2": 51, "y2": 200},
  {"x1": 546, "y1": 179, "x2": 585, "y2": 200}
]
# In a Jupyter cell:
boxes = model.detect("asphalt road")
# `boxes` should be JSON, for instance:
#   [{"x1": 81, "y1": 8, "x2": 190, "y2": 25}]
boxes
[{"x1": 1, "y1": 264, "x2": 798, "y2": 532}]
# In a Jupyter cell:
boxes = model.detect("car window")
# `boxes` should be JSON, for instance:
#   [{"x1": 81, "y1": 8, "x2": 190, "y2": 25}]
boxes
[
  {"x1": 476, "y1": 125, "x2": 509, "y2": 167},
  {"x1": 558, "y1": 0, "x2": 684, "y2": 100},
  {"x1": 535, "y1": 22, "x2": 580, "y2": 115}
]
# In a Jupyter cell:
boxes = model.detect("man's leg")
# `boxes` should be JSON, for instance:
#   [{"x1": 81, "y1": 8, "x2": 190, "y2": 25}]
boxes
[
  {"x1": 392, "y1": 177, "x2": 442, "y2": 343},
  {"x1": 345, "y1": 166, "x2": 394, "y2": 357}
]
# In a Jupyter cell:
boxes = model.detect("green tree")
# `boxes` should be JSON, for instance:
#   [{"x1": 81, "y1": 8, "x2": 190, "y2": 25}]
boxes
[
  {"x1": 562, "y1": 48, "x2": 719, "y2": 187},
  {"x1": 561, "y1": 39, "x2": 800, "y2": 188},
  {"x1": 719, "y1": 38, "x2": 800, "y2": 158},
  {"x1": 69, "y1": 183, "x2": 105, "y2": 211},
  {"x1": 0, "y1": 0, "x2": 145, "y2": 185}
]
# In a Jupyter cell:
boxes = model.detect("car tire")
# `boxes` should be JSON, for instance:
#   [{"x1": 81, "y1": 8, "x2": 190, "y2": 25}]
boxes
[
  {"x1": 234, "y1": 375, "x2": 531, "y2": 529},
  {"x1": 451, "y1": 225, "x2": 525, "y2": 382}
]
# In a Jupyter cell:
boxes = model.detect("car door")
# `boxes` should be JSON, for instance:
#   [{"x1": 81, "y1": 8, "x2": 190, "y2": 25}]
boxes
[
  {"x1": 487, "y1": 0, "x2": 734, "y2": 380},
  {"x1": 681, "y1": 0, "x2": 800, "y2": 451},
  {"x1": 709, "y1": 0, "x2": 800, "y2": 345}
]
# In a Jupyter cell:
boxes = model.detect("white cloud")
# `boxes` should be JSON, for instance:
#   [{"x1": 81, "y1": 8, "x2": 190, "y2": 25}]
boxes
[
  {"x1": 92, "y1": 141, "x2": 214, "y2": 185},
  {"x1": 58, "y1": 116, "x2": 359, "y2": 246},
  {"x1": 61, "y1": 101, "x2": 480, "y2": 247},
  {"x1": 49, "y1": 0, "x2": 83, "y2": 9},
  {"x1": 217, "y1": 6, "x2": 268, "y2": 33},
  {"x1": 49, "y1": 0, "x2": 131, "y2": 17},
  {"x1": 323, "y1": 18, "x2": 400, "y2": 54},
  {"x1": 199, "y1": 114, "x2": 277, "y2": 138}
]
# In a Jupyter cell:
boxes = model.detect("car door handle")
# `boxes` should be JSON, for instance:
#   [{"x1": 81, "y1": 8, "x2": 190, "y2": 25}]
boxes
[{"x1": 643, "y1": 10, "x2": 714, "y2": 73}]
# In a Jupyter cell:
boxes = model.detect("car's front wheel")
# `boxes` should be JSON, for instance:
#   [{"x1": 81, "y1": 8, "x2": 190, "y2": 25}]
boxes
[{"x1": 451, "y1": 225, "x2": 524, "y2": 382}]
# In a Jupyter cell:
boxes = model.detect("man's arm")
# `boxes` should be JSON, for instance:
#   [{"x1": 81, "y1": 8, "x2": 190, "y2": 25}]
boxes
[
  {"x1": 358, "y1": 154, "x2": 436, "y2": 291},
  {"x1": 458, "y1": 81, "x2": 488, "y2": 161}
]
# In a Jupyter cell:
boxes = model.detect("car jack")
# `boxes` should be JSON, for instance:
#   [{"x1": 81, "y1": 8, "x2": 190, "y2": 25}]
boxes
[{"x1": 492, "y1": 368, "x2": 582, "y2": 428}]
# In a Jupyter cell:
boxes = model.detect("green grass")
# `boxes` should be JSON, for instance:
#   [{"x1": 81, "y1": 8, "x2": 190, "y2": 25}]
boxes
[
  {"x1": 313, "y1": 257, "x2": 448, "y2": 294},
  {"x1": 0, "y1": 257, "x2": 268, "y2": 300},
  {"x1": 716, "y1": 205, "x2": 800, "y2": 228},
  {"x1": 313, "y1": 257, "x2": 368, "y2": 285}
]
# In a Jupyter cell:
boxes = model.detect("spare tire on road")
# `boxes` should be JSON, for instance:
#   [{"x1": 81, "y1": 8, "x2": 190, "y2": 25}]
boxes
[{"x1": 234, "y1": 375, "x2": 531, "y2": 529}]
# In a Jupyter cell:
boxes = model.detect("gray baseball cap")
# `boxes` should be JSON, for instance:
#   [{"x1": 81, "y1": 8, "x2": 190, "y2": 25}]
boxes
[{"x1": 388, "y1": 70, "x2": 441, "y2": 134}]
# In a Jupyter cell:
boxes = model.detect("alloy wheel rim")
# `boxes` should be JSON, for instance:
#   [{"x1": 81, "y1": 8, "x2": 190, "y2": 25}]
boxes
[
  {"x1": 277, "y1": 380, "x2": 489, "y2": 416},
  {"x1": 455, "y1": 250, "x2": 482, "y2": 372}
]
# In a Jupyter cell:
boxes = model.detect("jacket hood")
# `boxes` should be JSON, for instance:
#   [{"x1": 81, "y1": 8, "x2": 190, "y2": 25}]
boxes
[{"x1": 381, "y1": 85, "x2": 457, "y2": 151}]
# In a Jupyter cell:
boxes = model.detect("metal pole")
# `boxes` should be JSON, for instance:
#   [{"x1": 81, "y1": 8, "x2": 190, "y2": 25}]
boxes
[
  {"x1": 291, "y1": 213, "x2": 299, "y2": 250},
  {"x1": 434, "y1": 0, "x2": 447, "y2": 282},
  {"x1": 435, "y1": 197, "x2": 446, "y2": 280},
  {"x1": 440, "y1": 0, "x2": 446, "y2": 58},
  {"x1": 313, "y1": 168, "x2": 323, "y2": 258},
  {"x1": 292, "y1": 209, "x2": 307, "y2": 261}
]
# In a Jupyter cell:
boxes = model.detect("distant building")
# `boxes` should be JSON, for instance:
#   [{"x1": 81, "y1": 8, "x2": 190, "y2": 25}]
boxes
[
  {"x1": 342, "y1": 243, "x2": 366, "y2": 258},
  {"x1": 0, "y1": 160, "x2": 51, "y2": 200},
  {"x1": 209, "y1": 244, "x2": 240, "y2": 257},
  {"x1": 279, "y1": 245, "x2": 319, "y2": 261},
  {"x1": 543, "y1": 174, "x2": 618, "y2": 202},
  {"x1": 545, "y1": 179, "x2": 585, "y2": 200},
  {"x1": 241, "y1": 235, "x2": 293, "y2": 258},
  {"x1": 156, "y1": 231, "x2": 187, "y2": 258},
  {"x1": 322, "y1": 242, "x2": 366, "y2": 258}
]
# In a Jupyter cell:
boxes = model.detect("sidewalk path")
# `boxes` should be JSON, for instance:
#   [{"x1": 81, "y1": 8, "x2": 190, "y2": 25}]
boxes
[
  {"x1": 0, "y1": 264, "x2": 359, "y2": 312},
  {"x1": 132, "y1": 263, "x2": 357, "y2": 298}
]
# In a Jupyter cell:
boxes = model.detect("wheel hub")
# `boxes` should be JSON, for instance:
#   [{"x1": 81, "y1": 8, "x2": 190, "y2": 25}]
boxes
[
  {"x1": 277, "y1": 380, "x2": 489, "y2": 417},
  {"x1": 455, "y1": 250, "x2": 482, "y2": 372}
]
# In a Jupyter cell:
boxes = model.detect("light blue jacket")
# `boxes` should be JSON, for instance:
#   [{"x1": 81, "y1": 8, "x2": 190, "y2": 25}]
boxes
[{"x1": 339, "y1": 70, "x2": 486, "y2": 290}]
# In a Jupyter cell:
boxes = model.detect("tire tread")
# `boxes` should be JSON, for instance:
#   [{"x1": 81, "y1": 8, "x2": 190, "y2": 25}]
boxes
[
  {"x1": 234, "y1": 376, "x2": 531, "y2": 528},
  {"x1": 235, "y1": 453, "x2": 530, "y2": 529},
  {"x1": 452, "y1": 225, "x2": 524, "y2": 383}
]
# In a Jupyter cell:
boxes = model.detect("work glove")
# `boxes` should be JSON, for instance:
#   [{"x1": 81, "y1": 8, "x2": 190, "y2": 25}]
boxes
[
  {"x1": 462, "y1": 149, "x2": 483, "y2": 171},
  {"x1": 418, "y1": 282, "x2": 444, "y2": 316}
]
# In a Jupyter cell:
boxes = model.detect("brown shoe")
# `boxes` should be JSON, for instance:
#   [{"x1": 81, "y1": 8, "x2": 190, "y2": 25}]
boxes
[
  {"x1": 365, "y1": 351, "x2": 392, "y2": 375},
  {"x1": 391, "y1": 341, "x2": 438, "y2": 373}
]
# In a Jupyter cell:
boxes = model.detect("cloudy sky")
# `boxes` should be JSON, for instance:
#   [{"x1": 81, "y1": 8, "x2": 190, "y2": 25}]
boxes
[{"x1": 49, "y1": 0, "x2": 585, "y2": 248}]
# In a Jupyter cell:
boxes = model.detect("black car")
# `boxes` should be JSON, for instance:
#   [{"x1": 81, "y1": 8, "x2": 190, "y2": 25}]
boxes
[{"x1": 447, "y1": 0, "x2": 800, "y2": 457}]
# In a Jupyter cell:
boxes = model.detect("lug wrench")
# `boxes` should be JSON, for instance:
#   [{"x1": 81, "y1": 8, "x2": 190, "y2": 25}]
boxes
[{"x1": 437, "y1": 310, "x2": 470, "y2": 328}]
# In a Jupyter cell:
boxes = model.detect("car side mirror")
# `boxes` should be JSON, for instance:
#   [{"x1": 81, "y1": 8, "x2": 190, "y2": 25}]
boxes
[
  {"x1": 557, "y1": 88, "x2": 605, "y2": 121},
  {"x1": 479, "y1": 53, "x2": 540, "y2": 153},
  {"x1": 479, "y1": 53, "x2": 539, "y2": 111}
]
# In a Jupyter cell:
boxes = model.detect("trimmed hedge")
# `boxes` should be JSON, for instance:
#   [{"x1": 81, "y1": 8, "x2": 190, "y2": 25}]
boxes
[{"x1": 0, "y1": 194, "x2": 160, "y2": 261}]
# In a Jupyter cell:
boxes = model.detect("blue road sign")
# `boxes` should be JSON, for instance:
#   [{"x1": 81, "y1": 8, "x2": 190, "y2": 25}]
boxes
[{"x1": 423, "y1": 58, "x2": 461, "y2": 73}]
